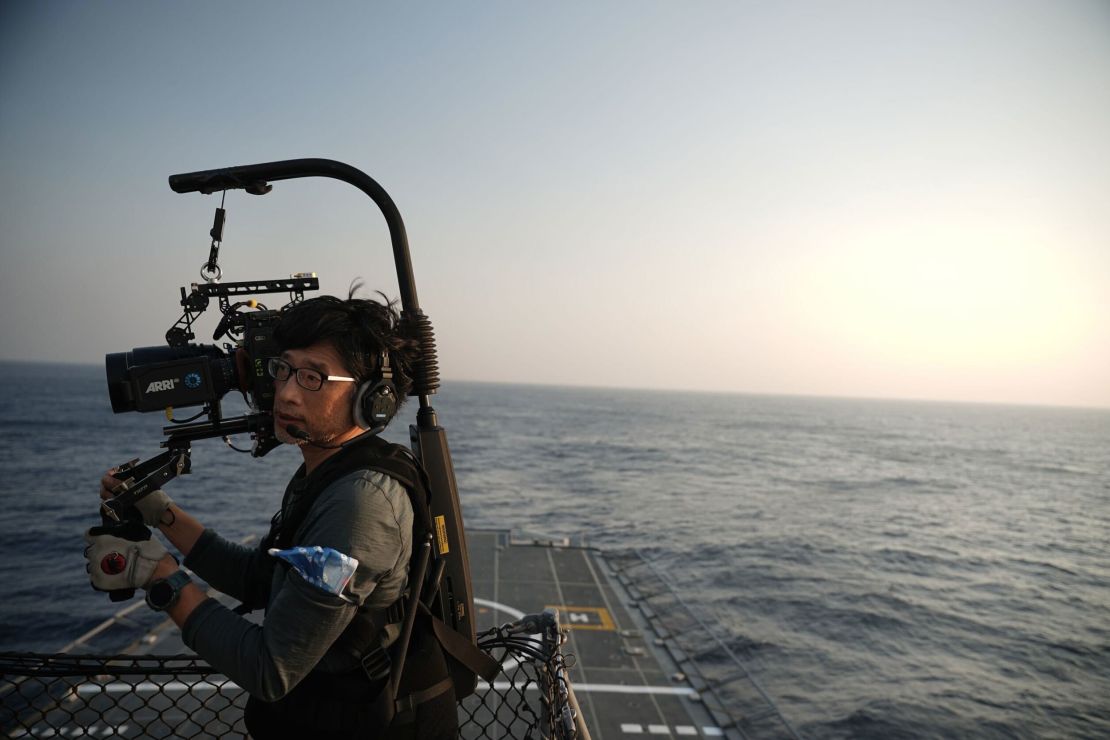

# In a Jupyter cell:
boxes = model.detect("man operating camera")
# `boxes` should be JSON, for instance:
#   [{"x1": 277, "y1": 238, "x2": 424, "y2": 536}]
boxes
[{"x1": 84, "y1": 291, "x2": 457, "y2": 739}]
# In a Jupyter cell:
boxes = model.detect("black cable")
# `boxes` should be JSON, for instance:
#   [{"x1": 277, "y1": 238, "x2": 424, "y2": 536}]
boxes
[
  {"x1": 167, "y1": 409, "x2": 206, "y2": 424},
  {"x1": 219, "y1": 437, "x2": 250, "y2": 454}
]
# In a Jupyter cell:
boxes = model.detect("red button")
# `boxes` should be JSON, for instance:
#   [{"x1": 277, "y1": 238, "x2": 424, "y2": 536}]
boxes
[{"x1": 101, "y1": 552, "x2": 127, "y2": 575}]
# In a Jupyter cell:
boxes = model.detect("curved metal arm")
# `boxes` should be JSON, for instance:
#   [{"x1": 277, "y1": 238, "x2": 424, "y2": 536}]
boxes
[
  {"x1": 169, "y1": 158, "x2": 420, "y2": 312},
  {"x1": 168, "y1": 158, "x2": 439, "y2": 401}
]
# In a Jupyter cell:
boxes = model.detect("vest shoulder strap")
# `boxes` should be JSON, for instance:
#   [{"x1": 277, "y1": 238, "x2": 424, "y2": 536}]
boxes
[
  {"x1": 423, "y1": 605, "x2": 500, "y2": 683},
  {"x1": 268, "y1": 435, "x2": 430, "y2": 551}
]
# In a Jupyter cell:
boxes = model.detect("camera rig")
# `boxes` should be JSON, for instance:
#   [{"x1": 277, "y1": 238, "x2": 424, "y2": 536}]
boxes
[
  {"x1": 98, "y1": 161, "x2": 476, "y2": 677},
  {"x1": 102, "y1": 275, "x2": 320, "y2": 523}
]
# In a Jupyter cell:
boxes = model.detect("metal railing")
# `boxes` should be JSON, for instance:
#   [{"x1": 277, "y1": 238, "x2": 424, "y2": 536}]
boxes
[{"x1": 1, "y1": 610, "x2": 586, "y2": 739}]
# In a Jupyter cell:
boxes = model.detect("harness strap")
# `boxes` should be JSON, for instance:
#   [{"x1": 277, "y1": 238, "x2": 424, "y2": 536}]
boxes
[
  {"x1": 384, "y1": 598, "x2": 405, "y2": 624},
  {"x1": 425, "y1": 607, "x2": 501, "y2": 683},
  {"x1": 334, "y1": 596, "x2": 407, "y2": 671},
  {"x1": 391, "y1": 676, "x2": 454, "y2": 725}
]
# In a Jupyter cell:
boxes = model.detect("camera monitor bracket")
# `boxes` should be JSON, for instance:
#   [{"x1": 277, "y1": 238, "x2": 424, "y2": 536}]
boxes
[{"x1": 168, "y1": 275, "x2": 319, "y2": 347}]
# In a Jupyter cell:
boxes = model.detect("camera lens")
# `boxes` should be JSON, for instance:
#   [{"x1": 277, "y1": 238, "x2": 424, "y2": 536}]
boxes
[{"x1": 105, "y1": 344, "x2": 232, "y2": 413}]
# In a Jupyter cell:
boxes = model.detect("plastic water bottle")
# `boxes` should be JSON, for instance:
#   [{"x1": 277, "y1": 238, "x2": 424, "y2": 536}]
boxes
[{"x1": 268, "y1": 545, "x2": 360, "y2": 598}]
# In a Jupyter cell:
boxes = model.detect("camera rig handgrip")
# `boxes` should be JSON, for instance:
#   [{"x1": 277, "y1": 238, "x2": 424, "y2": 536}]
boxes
[
  {"x1": 95, "y1": 448, "x2": 186, "y2": 602},
  {"x1": 102, "y1": 447, "x2": 192, "y2": 523}
]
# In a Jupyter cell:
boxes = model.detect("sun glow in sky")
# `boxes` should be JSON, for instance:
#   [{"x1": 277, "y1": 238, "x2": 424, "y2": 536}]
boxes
[
  {"x1": 1, "y1": 1, "x2": 1107, "y2": 408},
  {"x1": 796, "y1": 224, "x2": 1094, "y2": 361}
]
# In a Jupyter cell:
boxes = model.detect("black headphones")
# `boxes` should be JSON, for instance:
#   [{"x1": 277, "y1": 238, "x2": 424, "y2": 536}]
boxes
[{"x1": 352, "y1": 350, "x2": 398, "y2": 432}]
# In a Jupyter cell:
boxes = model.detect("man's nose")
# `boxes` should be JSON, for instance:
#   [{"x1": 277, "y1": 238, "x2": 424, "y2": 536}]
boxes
[{"x1": 274, "y1": 377, "x2": 303, "y2": 406}]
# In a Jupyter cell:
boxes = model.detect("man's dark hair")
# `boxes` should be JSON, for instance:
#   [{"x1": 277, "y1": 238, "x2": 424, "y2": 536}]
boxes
[{"x1": 273, "y1": 286, "x2": 420, "y2": 410}]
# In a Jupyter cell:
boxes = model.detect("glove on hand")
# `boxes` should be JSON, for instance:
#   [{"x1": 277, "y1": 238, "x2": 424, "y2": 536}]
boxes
[
  {"x1": 133, "y1": 489, "x2": 174, "y2": 528},
  {"x1": 84, "y1": 520, "x2": 167, "y2": 592}
]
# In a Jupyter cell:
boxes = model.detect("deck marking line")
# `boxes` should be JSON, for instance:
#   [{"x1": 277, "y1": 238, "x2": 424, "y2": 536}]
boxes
[
  {"x1": 543, "y1": 604, "x2": 616, "y2": 631},
  {"x1": 474, "y1": 597, "x2": 525, "y2": 621},
  {"x1": 82, "y1": 678, "x2": 696, "y2": 697},
  {"x1": 676, "y1": 727, "x2": 698, "y2": 736},
  {"x1": 10, "y1": 727, "x2": 131, "y2": 738},
  {"x1": 648, "y1": 724, "x2": 670, "y2": 734},
  {"x1": 569, "y1": 682, "x2": 697, "y2": 696},
  {"x1": 482, "y1": 681, "x2": 697, "y2": 696},
  {"x1": 620, "y1": 724, "x2": 644, "y2": 734}
]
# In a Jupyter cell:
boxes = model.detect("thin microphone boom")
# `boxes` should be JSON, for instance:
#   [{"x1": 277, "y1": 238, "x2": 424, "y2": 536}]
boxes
[
  {"x1": 286, "y1": 424, "x2": 312, "y2": 441},
  {"x1": 285, "y1": 424, "x2": 340, "y2": 449},
  {"x1": 286, "y1": 424, "x2": 373, "y2": 450}
]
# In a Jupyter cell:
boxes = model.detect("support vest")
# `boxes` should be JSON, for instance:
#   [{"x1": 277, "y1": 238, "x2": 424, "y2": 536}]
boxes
[{"x1": 258, "y1": 434, "x2": 497, "y2": 714}]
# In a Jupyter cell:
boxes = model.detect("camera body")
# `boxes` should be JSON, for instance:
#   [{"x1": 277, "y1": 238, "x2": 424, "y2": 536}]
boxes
[
  {"x1": 106, "y1": 311, "x2": 280, "y2": 414},
  {"x1": 105, "y1": 275, "x2": 318, "y2": 456}
]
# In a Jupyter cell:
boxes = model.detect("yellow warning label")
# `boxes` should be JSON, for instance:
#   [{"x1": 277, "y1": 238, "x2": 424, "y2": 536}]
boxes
[
  {"x1": 434, "y1": 515, "x2": 449, "y2": 555},
  {"x1": 544, "y1": 605, "x2": 616, "y2": 631}
]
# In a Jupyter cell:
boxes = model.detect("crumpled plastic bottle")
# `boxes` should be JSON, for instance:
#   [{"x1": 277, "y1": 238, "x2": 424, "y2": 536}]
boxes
[{"x1": 268, "y1": 545, "x2": 360, "y2": 598}]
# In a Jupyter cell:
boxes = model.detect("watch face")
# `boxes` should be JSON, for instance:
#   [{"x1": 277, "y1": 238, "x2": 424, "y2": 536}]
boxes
[{"x1": 148, "y1": 580, "x2": 175, "y2": 609}]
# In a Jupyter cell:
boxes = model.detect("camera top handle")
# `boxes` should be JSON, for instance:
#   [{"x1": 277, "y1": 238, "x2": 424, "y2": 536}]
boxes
[{"x1": 169, "y1": 158, "x2": 440, "y2": 410}]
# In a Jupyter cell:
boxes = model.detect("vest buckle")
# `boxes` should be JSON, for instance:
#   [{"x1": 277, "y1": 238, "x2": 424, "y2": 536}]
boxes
[{"x1": 359, "y1": 644, "x2": 392, "y2": 682}]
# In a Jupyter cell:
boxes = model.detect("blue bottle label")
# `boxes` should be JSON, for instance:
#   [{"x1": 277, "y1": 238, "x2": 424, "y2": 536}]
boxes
[{"x1": 268, "y1": 545, "x2": 360, "y2": 598}]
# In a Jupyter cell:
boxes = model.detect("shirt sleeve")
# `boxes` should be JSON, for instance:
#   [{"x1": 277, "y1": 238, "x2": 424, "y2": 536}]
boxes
[
  {"x1": 296, "y1": 470, "x2": 413, "y2": 607},
  {"x1": 184, "y1": 529, "x2": 273, "y2": 609},
  {"x1": 181, "y1": 470, "x2": 412, "y2": 701}
]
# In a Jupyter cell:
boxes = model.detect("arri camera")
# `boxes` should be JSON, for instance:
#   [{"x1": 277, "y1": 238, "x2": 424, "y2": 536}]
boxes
[
  {"x1": 105, "y1": 275, "x2": 317, "y2": 439},
  {"x1": 105, "y1": 274, "x2": 319, "y2": 459}
]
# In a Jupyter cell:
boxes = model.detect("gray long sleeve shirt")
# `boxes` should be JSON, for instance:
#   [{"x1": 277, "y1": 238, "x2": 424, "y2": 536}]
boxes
[{"x1": 181, "y1": 468, "x2": 413, "y2": 702}]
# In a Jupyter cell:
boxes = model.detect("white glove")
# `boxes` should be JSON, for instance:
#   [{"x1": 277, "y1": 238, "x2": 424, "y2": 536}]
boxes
[
  {"x1": 84, "y1": 521, "x2": 167, "y2": 591},
  {"x1": 133, "y1": 489, "x2": 175, "y2": 527}
]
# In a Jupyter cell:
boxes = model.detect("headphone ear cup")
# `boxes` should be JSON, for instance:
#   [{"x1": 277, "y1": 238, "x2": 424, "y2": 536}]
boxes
[
  {"x1": 352, "y1": 382, "x2": 371, "y2": 430},
  {"x1": 353, "y1": 380, "x2": 398, "y2": 431}
]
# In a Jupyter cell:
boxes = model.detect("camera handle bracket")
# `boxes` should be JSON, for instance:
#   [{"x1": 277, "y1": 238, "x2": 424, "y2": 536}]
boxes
[
  {"x1": 101, "y1": 445, "x2": 192, "y2": 523},
  {"x1": 166, "y1": 276, "x2": 319, "y2": 347}
]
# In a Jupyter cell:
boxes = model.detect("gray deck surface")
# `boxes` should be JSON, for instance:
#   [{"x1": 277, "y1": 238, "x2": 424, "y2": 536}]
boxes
[{"x1": 469, "y1": 530, "x2": 724, "y2": 740}]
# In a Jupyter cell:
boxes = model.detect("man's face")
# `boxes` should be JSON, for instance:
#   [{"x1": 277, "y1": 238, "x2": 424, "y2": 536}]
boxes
[{"x1": 272, "y1": 340, "x2": 360, "y2": 447}]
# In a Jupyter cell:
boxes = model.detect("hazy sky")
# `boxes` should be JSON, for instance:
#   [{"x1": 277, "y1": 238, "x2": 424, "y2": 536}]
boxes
[{"x1": 2, "y1": 1, "x2": 1108, "y2": 408}]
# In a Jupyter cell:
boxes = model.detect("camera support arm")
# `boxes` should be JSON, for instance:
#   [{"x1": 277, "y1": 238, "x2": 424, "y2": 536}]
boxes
[
  {"x1": 169, "y1": 159, "x2": 420, "y2": 312},
  {"x1": 168, "y1": 159, "x2": 441, "y2": 408}
]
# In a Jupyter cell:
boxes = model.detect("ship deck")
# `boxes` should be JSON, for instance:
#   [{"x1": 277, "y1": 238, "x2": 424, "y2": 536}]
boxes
[
  {"x1": 469, "y1": 529, "x2": 728, "y2": 739},
  {"x1": 7, "y1": 529, "x2": 794, "y2": 739}
]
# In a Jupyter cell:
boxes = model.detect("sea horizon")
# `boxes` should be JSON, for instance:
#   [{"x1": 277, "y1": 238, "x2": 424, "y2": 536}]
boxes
[{"x1": 4, "y1": 358, "x2": 1107, "y2": 414}]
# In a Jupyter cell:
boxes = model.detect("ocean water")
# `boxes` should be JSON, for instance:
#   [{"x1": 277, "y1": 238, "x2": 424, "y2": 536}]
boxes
[{"x1": 1, "y1": 361, "x2": 1108, "y2": 738}]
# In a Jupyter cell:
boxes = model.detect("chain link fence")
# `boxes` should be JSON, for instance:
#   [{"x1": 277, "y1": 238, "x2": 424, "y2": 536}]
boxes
[{"x1": 1, "y1": 610, "x2": 585, "y2": 739}]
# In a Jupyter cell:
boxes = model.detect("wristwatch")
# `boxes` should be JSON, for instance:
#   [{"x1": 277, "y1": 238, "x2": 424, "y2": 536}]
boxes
[{"x1": 146, "y1": 570, "x2": 192, "y2": 612}]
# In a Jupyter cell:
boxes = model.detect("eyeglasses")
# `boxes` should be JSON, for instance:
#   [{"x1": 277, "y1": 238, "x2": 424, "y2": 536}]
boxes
[{"x1": 268, "y1": 357, "x2": 356, "y2": 392}]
